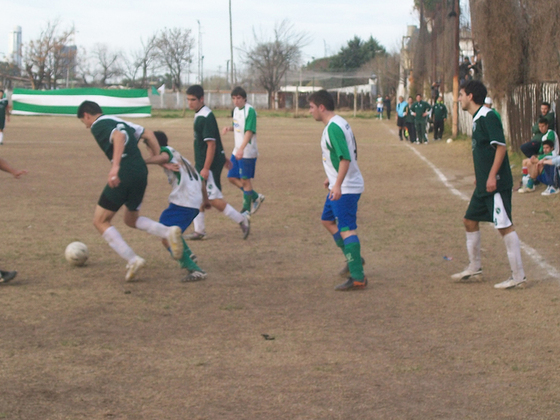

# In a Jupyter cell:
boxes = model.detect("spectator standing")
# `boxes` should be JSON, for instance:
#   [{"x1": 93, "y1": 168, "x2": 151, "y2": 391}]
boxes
[
  {"x1": 404, "y1": 96, "x2": 417, "y2": 143},
  {"x1": 383, "y1": 95, "x2": 392, "y2": 120},
  {"x1": 432, "y1": 95, "x2": 447, "y2": 140},
  {"x1": 395, "y1": 96, "x2": 407, "y2": 141},
  {"x1": 411, "y1": 93, "x2": 431, "y2": 144}
]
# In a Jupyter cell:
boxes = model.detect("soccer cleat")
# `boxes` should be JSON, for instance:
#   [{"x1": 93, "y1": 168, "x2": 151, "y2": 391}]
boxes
[
  {"x1": 451, "y1": 267, "x2": 482, "y2": 281},
  {"x1": 181, "y1": 270, "x2": 207, "y2": 282},
  {"x1": 335, "y1": 276, "x2": 368, "y2": 291},
  {"x1": 494, "y1": 276, "x2": 526, "y2": 289},
  {"x1": 414, "y1": 141, "x2": 420, "y2": 144},
  {"x1": 338, "y1": 257, "x2": 366, "y2": 278},
  {"x1": 0, "y1": 270, "x2": 17, "y2": 283},
  {"x1": 517, "y1": 185, "x2": 535, "y2": 193},
  {"x1": 167, "y1": 226, "x2": 183, "y2": 260},
  {"x1": 125, "y1": 257, "x2": 146, "y2": 282},
  {"x1": 251, "y1": 194, "x2": 266, "y2": 215},
  {"x1": 240, "y1": 212, "x2": 251, "y2": 239},
  {"x1": 541, "y1": 185, "x2": 559, "y2": 196},
  {"x1": 184, "y1": 231, "x2": 206, "y2": 240}
]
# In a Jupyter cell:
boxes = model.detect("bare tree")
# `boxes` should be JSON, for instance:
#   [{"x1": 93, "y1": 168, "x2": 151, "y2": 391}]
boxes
[
  {"x1": 242, "y1": 20, "x2": 310, "y2": 108},
  {"x1": 23, "y1": 20, "x2": 76, "y2": 90},
  {"x1": 155, "y1": 28, "x2": 194, "y2": 91},
  {"x1": 121, "y1": 51, "x2": 142, "y2": 87},
  {"x1": 91, "y1": 44, "x2": 122, "y2": 86},
  {"x1": 135, "y1": 35, "x2": 158, "y2": 89}
]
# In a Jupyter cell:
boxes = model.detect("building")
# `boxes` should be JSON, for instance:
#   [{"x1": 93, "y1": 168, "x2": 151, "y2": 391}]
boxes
[{"x1": 8, "y1": 26, "x2": 22, "y2": 68}]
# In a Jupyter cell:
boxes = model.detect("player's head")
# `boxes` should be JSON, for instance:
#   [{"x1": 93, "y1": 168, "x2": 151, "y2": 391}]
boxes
[
  {"x1": 416, "y1": 93, "x2": 422, "y2": 101},
  {"x1": 231, "y1": 86, "x2": 247, "y2": 99},
  {"x1": 459, "y1": 80, "x2": 487, "y2": 110},
  {"x1": 186, "y1": 85, "x2": 204, "y2": 110},
  {"x1": 398, "y1": 96, "x2": 403, "y2": 102},
  {"x1": 408, "y1": 96, "x2": 413, "y2": 104},
  {"x1": 0, "y1": 89, "x2": 4, "y2": 98},
  {"x1": 538, "y1": 117, "x2": 549, "y2": 133},
  {"x1": 541, "y1": 102, "x2": 550, "y2": 115},
  {"x1": 308, "y1": 90, "x2": 335, "y2": 122},
  {"x1": 484, "y1": 97, "x2": 493, "y2": 108},
  {"x1": 77, "y1": 101, "x2": 102, "y2": 118},
  {"x1": 154, "y1": 131, "x2": 168, "y2": 147},
  {"x1": 542, "y1": 139, "x2": 554, "y2": 153}
]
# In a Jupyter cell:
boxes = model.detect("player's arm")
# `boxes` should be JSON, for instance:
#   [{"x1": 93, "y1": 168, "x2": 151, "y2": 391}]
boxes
[
  {"x1": 222, "y1": 125, "x2": 233, "y2": 135},
  {"x1": 140, "y1": 128, "x2": 160, "y2": 157},
  {"x1": 200, "y1": 179, "x2": 211, "y2": 209},
  {"x1": 108, "y1": 130, "x2": 126, "y2": 188},
  {"x1": 330, "y1": 159, "x2": 350, "y2": 201},
  {"x1": 487, "y1": 144, "x2": 506, "y2": 193},
  {"x1": 235, "y1": 130, "x2": 253, "y2": 160},
  {"x1": 201, "y1": 140, "x2": 215, "y2": 180},
  {"x1": 0, "y1": 157, "x2": 27, "y2": 178},
  {"x1": 6, "y1": 102, "x2": 11, "y2": 122}
]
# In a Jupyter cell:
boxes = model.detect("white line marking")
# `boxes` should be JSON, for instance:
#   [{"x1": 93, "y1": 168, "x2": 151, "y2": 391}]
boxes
[{"x1": 389, "y1": 128, "x2": 560, "y2": 280}]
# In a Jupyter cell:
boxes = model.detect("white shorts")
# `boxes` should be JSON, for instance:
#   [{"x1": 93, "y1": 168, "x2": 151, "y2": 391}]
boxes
[
  {"x1": 493, "y1": 192, "x2": 512, "y2": 229},
  {"x1": 205, "y1": 170, "x2": 224, "y2": 201}
]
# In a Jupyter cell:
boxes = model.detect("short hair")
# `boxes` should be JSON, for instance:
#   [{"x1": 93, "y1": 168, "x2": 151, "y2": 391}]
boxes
[
  {"x1": 186, "y1": 85, "x2": 204, "y2": 99},
  {"x1": 231, "y1": 86, "x2": 247, "y2": 99},
  {"x1": 416, "y1": 93, "x2": 422, "y2": 97},
  {"x1": 154, "y1": 131, "x2": 168, "y2": 147},
  {"x1": 538, "y1": 117, "x2": 549, "y2": 125},
  {"x1": 77, "y1": 101, "x2": 103, "y2": 118},
  {"x1": 542, "y1": 139, "x2": 554, "y2": 149},
  {"x1": 542, "y1": 102, "x2": 551, "y2": 108},
  {"x1": 461, "y1": 80, "x2": 487, "y2": 106},
  {"x1": 308, "y1": 90, "x2": 335, "y2": 111},
  {"x1": 0, "y1": 89, "x2": 4, "y2": 94}
]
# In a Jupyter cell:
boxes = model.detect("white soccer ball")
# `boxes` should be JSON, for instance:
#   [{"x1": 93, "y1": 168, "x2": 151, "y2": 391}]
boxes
[
  {"x1": 446, "y1": 138, "x2": 453, "y2": 143},
  {"x1": 65, "y1": 242, "x2": 89, "y2": 266}
]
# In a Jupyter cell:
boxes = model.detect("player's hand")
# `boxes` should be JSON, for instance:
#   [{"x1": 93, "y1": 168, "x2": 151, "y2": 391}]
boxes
[
  {"x1": 221, "y1": 126, "x2": 230, "y2": 135},
  {"x1": 200, "y1": 168, "x2": 210, "y2": 181},
  {"x1": 235, "y1": 149, "x2": 244, "y2": 161},
  {"x1": 162, "y1": 162, "x2": 180, "y2": 172},
  {"x1": 225, "y1": 158, "x2": 233, "y2": 170},
  {"x1": 329, "y1": 185, "x2": 342, "y2": 201},
  {"x1": 486, "y1": 177, "x2": 497, "y2": 193},
  {"x1": 202, "y1": 198, "x2": 211, "y2": 210},
  {"x1": 108, "y1": 168, "x2": 120, "y2": 188},
  {"x1": 13, "y1": 170, "x2": 28, "y2": 179},
  {"x1": 323, "y1": 178, "x2": 330, "y2": 189}
]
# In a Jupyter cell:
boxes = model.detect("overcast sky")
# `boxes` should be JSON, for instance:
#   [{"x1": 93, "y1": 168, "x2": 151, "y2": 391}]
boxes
[{"x1": 2, "y1": 0, "x2": 419, "y2": 77}]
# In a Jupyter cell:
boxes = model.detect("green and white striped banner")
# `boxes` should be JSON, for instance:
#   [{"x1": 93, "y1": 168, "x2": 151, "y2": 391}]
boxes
[{"x1": 12, "y1": 88, "x2": 151, "y2": 117}]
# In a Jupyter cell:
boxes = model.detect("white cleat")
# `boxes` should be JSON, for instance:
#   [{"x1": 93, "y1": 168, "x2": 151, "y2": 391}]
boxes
[
  {"x1": 168, "y1": 226, "x2": 183, "y2": 259},
  {"x1": 451, "y1": 267, "x2": 482, "y2": 281},
  {"x1": 251, "y1": 194, "x2": 266, "y2": 215},
  {"x1": 494, "y1": 277, "x2": 526, "y2": 289},
  {"x1": 240, "y1": 212, "x2": 250, "y2": 239},
  {"x1": 125, "y1": 257, "x2": 146, "y2": 282}
]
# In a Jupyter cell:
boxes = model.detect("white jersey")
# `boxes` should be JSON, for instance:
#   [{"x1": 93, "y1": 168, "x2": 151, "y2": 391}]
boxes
[
  {"x1": 161, "y1": 146, "x2": 203, "y2": 209},
  {"x1": 232, "y1": 104, "x2": 258, "y2": 158},
  {"x1": 321, "y1": 115, "x2": 364, "y2": 194},
  {"x1": 96, "y1": 115, "x2": 144, "y2": 141}
]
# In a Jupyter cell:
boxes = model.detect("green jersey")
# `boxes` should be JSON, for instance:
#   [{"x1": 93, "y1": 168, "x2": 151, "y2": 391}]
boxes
[
  {"x1": 539, "y1": 129, "x2": 558, "y2": 154},
  {"x1": 90, "y1": 115, "x2": 147, "y2": 176},
  {"x1": 432, "y1": 102, "x2": 447, "y2": 121},
  {"x1": 411, "y1": 100, "x2": 431, "y2": 122},
  {"x1": 0, "y1": 98, "x2": 8, "y2": 123},
  {"x1": 192, "y1": 105, "x2": 226, "y2": 173},
  {"x1": 471, "y1": 106, "x2": 513, "y2": 196}
]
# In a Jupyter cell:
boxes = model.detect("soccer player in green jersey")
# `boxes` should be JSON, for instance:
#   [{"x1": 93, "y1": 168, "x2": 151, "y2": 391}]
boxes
[
  {"x1": 222, "y1": 86, "x2": 265, "y2": 215},
  {"x1": 308, "y1": 90, "x2": 367, "y2": 291},
  {"x1": 77, "y1": 101, "x2": 184, "y2": 282},
  {"x1": 184, "y1": 85, "x2": 250, "y2": 240},
  {"x1": 0, "y1": 155, "x2": 27, "y2": 284},
  {"x1": 411, "y1": 93, "x2": 431, "y2": 144},
  {"x1": 452, "y1": 80, "x2": 527, "y2": 289},
  {"x1": 0, "y1": 89, "x2": 12, "y2": 145}
]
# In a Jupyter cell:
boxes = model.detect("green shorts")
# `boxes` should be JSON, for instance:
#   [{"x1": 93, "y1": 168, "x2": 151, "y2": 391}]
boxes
[
  {"x1": 98, "y1": 166, "x2": 148, "y2": 212},
  {"x1": 465, "y1": 189, "x2": 513, "y2": 229}
]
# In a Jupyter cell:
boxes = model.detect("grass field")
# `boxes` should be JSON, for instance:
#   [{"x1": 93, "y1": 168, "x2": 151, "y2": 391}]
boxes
[{"x1": 1, "y1": 114, "x2": 559, "y2": 419}]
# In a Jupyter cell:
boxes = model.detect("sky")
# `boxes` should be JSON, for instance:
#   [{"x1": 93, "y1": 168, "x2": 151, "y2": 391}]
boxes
[{"x1": 2, "y1": 0, "x2": 419, "y2": 78}]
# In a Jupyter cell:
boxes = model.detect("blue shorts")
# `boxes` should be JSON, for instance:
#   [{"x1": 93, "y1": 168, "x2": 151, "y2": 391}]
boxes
[
  {"x1": 227, "y1": 155, "x2": 256, "y2": 179},
  {"x1": 159, "y1": 203, "x2": 199, "y2": 233},
  {"x1": 321, "y1": 193, "x2": 361, "y2": 232},
  {"x1": 537, "y1": 165, "x2": 557, "y2": 186}
]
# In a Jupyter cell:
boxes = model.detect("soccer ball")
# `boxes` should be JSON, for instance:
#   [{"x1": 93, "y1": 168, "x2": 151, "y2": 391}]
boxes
[
  {"x1": 65, "y1": 242, "x2": 89, "y2": 266},
  {"x1": 446, "y1": 138, "x2": 453, "y2": 143}
]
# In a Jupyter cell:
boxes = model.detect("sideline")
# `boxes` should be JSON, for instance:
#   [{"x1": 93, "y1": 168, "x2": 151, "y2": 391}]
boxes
[{"x1": 390, "y1": 128, "x2": 560, "y2": 280}]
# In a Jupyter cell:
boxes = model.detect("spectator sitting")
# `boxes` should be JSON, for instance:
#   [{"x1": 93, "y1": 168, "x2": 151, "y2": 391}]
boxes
[
  {"x1": 540, "y1": 154, "x2": 560, "y2": 195},
  {"x1": 518, "y1": 139, "x2": 555, "y2": 193},
  {"x1": 484, "y1": 97, "x2": 501, "y2": 120},
  {"x1": 521, "y1": 103, "x2": 556, "y2": 157}
]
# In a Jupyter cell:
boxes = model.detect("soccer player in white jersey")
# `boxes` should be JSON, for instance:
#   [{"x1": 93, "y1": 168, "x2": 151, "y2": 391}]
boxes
[
  {"x1": 222, "y1": 86, "x2": 265, "y2": 215},
  {"x1": 453, "y1": 80, "x2": 527, "y2": 289},
  {"x1": 0, "y1": 89, "x2": 12, "y2": 145},
  {"x1": 145, "y1": 131, "x2": 209, "y2": 282},
  {"x1": 77, "y1": 101, "x2": 183, "y2": 282},
  {"x1": 308, "y1": 90, "x2": 367, "y2": 291}
]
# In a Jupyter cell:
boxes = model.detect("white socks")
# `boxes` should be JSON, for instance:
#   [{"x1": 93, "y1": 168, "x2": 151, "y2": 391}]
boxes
[
  {"x1": 135, "y1": 216, "x2": 170, "y2": 238},
  {"x1": 223, "y1": 204, "x2": 244, "y2": 224},
  {"x1": 192, "y1": 212, "x2": 206, "y2": 234},
  {"x1": 102, "y1": 226, "x2": 137, "y2": 263},
  {"x1": 503, "y1": 231, "x2": 526, "y2": 281},
  {"x1": 466, "y1": 231, "x2": 481, "y2": 271},
  {"x1": 0, "y1": 132, "x2": 3, "y2": 144}
]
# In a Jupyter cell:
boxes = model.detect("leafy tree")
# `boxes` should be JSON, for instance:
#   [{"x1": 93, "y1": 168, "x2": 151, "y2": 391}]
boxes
[
  {"x1": 329, "y1": 36, "x2": 386, "y2": 71},
  {"x1": 242, "y1": 19, "x2": 309, "y2": 108}
]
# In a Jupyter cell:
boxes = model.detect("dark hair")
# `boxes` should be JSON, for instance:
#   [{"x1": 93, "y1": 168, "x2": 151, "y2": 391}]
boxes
[
  {"x1": 542, "y1": 102, "x2": 551, "y2": 108},
  {"x1": 231, "y1": 86, "x2": 247, "y2": 99},
  {"x1": 308, "y1": 90, "x2": 335, "y2": 111},
  {"x1": 461, "y1": 80, "x2": 487, "y2": 106},
  {"x1": 186, "y1": 85, "x2": 204, "y2": 99},
  {"x1": 0, "y1": 89, "x2": 4, "y2": 94},
  {"x1": 77, "y1": 101, "x2": 103, "y2": 118},
  {"x1": 542, "y1": 139, "x2": 554, "y2": 149},
  {"x1": 154, "y1": 131, "x2": 168, "y2": 147},
  {"x1": 416, "y1": 93, "x2": 422, "y2": 98},
  {"x1": 538, "y1": 117, "x2": 549, "y2": 125}
]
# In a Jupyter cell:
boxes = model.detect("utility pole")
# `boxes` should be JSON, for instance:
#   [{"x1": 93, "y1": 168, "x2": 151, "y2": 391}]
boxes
[
  {"x1": 197, "y1": 20, "x2": 203, "y2": 86},
  {"x1": 451, "y1": 0, "x2": 460, "y2": 138},
  {"x1": 229, "y1": 0, "x2": 234, "y2": 87}
]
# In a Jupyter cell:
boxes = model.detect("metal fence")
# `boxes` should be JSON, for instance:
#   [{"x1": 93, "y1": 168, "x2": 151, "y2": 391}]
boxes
[{"x1": 148, "y1": 91, "x2": 269, "y2": 110}]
